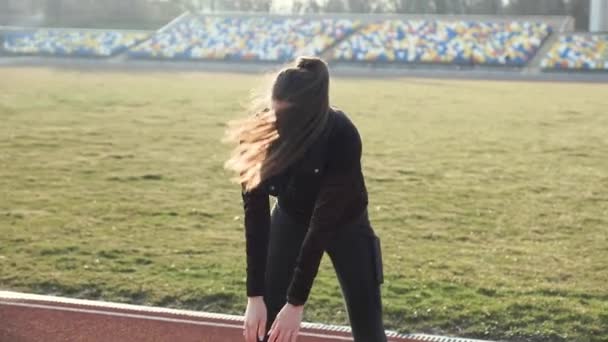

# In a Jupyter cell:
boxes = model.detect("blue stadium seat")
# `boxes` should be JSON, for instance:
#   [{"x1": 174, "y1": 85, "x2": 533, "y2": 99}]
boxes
[
  {"x1": 2, "y1": 29, "x2": 148, "y2": 57},
  {"x1": 333, "y1": 20, "x2": 552, "y2": 66},
  {"x1": 541, "y1": 34, "x2": 608, "y2": 70},
  {"x1": 129, "y1": 15, "x2": 358, "y2": 61}
]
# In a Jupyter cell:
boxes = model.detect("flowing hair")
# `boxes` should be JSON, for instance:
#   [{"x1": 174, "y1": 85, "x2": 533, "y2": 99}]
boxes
[{"x1": 224, "y1": 56, "x2": 331, "y2": 191}]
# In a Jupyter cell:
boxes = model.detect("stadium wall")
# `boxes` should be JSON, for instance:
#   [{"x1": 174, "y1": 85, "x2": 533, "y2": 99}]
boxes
[
  {"x1": 0, "y1": 0, "x2": 180, "y2": 29},
  {"x1": 188, "y1": 11, "x2": 574, "y2": 31}
]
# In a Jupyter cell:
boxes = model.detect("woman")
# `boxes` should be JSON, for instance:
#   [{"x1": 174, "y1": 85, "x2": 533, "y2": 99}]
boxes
[{"x1": 225, "y1": 56, "x2": 387, "y2": 342}]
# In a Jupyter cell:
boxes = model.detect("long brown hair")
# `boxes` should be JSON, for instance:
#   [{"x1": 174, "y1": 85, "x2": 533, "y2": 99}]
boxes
[{"x1": 224, "y1": 56, "x2": 331, "y2": 191}]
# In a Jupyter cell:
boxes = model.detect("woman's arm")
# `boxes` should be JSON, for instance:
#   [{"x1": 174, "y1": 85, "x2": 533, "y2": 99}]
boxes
[
  {"x1": 285, "y1": 126, "x2": 364, "y2": 306},
  {"x1": 242, "y1": 185, "x2": 271, "y2": 297}
]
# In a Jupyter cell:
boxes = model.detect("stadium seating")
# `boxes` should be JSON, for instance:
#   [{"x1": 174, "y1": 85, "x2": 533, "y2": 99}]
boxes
[
  {"x1": 2, "y1": 29, "x2": 148, "y2": 57},
  {"x1": 541, "y1": 34, "x2": 608, "y2": 70},
  {"x1": 333, "y1": 20, "x2": 552, "y2": 66},
  {"x1": 129, "y1": 15, "x2": 357, "y2": 61}
]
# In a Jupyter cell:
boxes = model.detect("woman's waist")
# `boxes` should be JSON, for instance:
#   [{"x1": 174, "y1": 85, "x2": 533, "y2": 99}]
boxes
[
  {"x1": 276, "y1": 194, "x2": 369, "y2": 228},
  {"x1": 276, "y1": 197, "x2": 315, "y2": 223}
]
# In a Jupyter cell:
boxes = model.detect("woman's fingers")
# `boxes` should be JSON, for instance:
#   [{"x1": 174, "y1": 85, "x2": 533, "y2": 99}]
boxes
[
  {"x1": 268, "y1": 326, "x2": 281, "y2": 342},
  {"x1": 290, "y1": 329, "x2": 298, "y2": 342},
  {"x1": 281, "y1": 330, "x2": 293, "y2": 342},
  {"x1": 267, "y1": 320, "x2": 276, "y2": 341},
  {"x1": 244, "y1": 322, "x2": 256, "y2": 342},
  {"x1": 277, "y1": 330, "x2": 286, "y2": 342},
  {"x1": 270, "y1": 318, "x2": 277, "y2": 332},
  {"x1": 257, "y1": 320, "x2": 267, "y2": 341},
  {"x1": 243, "y1": 298, "x2": 268, "y2": 342}
]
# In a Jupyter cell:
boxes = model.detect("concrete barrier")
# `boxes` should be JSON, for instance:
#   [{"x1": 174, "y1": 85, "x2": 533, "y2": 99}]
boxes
[{"x1": 0, "y1": 291, "x2": 495, "y2": 342}]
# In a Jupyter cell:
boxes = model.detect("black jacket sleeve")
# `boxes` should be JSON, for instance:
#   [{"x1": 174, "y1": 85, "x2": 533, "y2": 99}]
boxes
[
  {"x1": 242, "y1": 185, "x2": 270, "y2": 297},
  {"x1": 285, "y1": 125, "x2": 363, "y2": 306}
]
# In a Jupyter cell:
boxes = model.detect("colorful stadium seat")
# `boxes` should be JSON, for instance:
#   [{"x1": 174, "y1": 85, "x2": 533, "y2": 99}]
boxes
[
  {"x1": 2, "y1": 30, "x2": 148, "y2": 57},
  {"x1": 129, "y1": 15, "x2": 358, "y2": 61},
  {"x1": 541, "y1": 34, "x2": 608, "y2": 70},
  {"x1": 333, "y1": 20, "x2": 552, "y2": 66}
]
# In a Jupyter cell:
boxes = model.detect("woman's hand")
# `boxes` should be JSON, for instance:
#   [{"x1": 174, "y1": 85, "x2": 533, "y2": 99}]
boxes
[
  {"x1": 244, "y1": 296, "x2": 267, "y2": 342},
  {"x1": 267, "y1": 303, "x2": 304, "y2": 342}
]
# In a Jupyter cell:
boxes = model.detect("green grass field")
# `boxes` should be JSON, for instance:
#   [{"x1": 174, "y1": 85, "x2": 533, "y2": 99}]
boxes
[{"x1": 1, "y1": 68, "x2": 607, "y2": 342}]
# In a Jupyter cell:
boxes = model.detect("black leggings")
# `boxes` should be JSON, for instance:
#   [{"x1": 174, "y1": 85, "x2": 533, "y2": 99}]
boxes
[{"x1": 262, "y1": 203, "x2": 387, "y2": 342}]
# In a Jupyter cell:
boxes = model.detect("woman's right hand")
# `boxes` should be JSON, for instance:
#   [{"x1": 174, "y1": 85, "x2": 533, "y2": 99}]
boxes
[{"x1": 244, "y1": 296, "x2": 267, "y2": 342}]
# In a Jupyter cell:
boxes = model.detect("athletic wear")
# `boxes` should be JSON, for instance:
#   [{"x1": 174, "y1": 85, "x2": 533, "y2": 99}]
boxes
[
  {"x1": 262, "y1": 203, "x2": 387, "y2": 342},
  {"x1": 242, "y1": 108, "x2": 370, "y2": 306}
]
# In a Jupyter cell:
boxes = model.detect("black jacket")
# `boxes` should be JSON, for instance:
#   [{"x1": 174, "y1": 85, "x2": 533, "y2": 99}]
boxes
[{"x1": 242, "y1": 108, "x2": 369, "y2": 306}]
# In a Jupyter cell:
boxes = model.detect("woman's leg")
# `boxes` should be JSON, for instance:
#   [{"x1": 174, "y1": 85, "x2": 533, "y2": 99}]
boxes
[
  {"x1": 263, "y1": 203, "x2": 309, "y2": 336},
  {"x1": 326, "y1": 211, "x2": 387, "y2": 342}
]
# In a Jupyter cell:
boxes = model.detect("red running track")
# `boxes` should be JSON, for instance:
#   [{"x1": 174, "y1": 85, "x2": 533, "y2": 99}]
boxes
[{"x1": 0, "y1": 291, "x2": 493, "y2": 342}]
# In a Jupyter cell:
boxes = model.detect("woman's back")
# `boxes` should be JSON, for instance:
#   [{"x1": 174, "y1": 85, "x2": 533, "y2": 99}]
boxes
[{"x1": 261, "y1": 108, "x2": 369, "y2": 226}]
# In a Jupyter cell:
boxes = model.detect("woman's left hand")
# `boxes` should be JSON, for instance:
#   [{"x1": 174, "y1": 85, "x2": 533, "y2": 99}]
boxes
[{"x1": 267, "y1": 303, "x2": 304, "y2": 342}]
